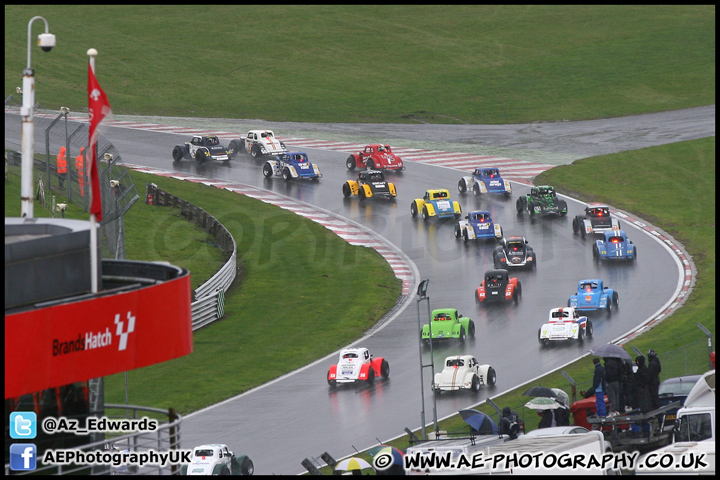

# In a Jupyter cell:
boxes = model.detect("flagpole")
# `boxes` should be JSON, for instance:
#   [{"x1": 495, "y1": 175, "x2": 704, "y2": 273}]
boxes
[{"x1": 88, "y1": 48, "x2": 99, "y2": 294}]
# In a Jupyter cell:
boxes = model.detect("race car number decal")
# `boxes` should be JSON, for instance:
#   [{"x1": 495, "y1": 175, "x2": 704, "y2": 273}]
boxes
[{"x1": 436, "y1": 200, "x2": 451, "y2": 210}]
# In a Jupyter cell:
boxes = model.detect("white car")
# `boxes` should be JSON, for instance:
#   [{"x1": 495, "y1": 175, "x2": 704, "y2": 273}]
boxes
[
  {"x1": 572, "y1": 203, "x2": 621, "y2": 238},
  {"x1": 432, "y1": 355, "x2": 496, "y2": 393},
  {"x1": 327, "y1": 347, "x2": 389, "y2": 387},
  {"x1": 538, "y1": 307, "x2": 593, "y2": 346},
  {"x1": 181, "y1": 444, "x2": 254, "y2": 476},
  {"x1": 229, "y1": 130, "x2": 287, "y2": 159}
]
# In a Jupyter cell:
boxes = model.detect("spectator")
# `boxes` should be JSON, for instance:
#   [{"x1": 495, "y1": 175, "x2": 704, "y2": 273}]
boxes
[
  {"x1": 647, "y1": 350, "x2": 662, "y2": 410},
  {"x1": 621, "y1": 359, "x2": 635, "y2": 412},
  {"x1": 75, "y1": 147, "x2": 85, "y2": 197},
  {"x1": 538, "y1": 408, "x2": 555, "y2": 429},
  {"x1": 604, "y1": 357, "x2": 623, "y2": 416},
  {"x1": 499, "y1": 406, "x2": 520, "y2": 440},
  {"x1": 555, "y1": 402, "x2": 570, "y2": 426},
  {"x1": 634, "y1": 355, "x2": 652, "y2": 414},
  {"x1": 56, "y1": 146, "x2": 67, "y2": 189},
  {"x1": 592, "y1": 357, "x2": 607, "y2": 417}
]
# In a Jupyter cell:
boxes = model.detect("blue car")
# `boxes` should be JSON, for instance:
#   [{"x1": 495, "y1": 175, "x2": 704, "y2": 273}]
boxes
[
  {"x1": 458, "y1": 167, "x2": 512, "y2": 197},
  {"x1": 262, "y1": 152, "x2": 321, "y2": 181},
  {"x1": 593, "y1": 230, "x2": 636, "y2": 263},
  {"x1": 454, "y1": 210, "x2": 503, "y2": 242},
  {"x1": 568, "y1": 279, "x2": 619, "y2": 315}
]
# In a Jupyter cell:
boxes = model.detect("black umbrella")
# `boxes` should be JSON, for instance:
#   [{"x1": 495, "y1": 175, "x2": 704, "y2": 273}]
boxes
[
  {"x1": 522, "y1": 386, "x2": 558, "y2": 398},
  {"x1": 458, "y1": 409, "x2": 499, "y2": 435},
  {"x1": 590, "y1": 344, "x2": 632, "y2": 361}
]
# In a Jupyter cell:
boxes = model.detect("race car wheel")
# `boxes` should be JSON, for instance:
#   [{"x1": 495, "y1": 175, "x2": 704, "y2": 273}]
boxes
[
  {"x1": 632, "y1": 247, "x2": 637, "y2": 262},
  {"x1": 458, "y1": 326, "x2": 466, "y2": 342},
  {"x1": 410, "y1": 202, "x2": 418, "y2": 217},
  {"x1": 251, "y1": 144, "x2": 262, "y2": 158},
  {"x1": 346, "y1": 155, "x2": 356, "y2": 170},
  {"x1": 366, "y1": 159, "x2": 375, "y2": 170},
  {"x1": 342, "y1": 182, "x2": 352, "y2": 197},
  {"x1": 181, "y1": 465, "x2": 188, "y2": 475},
  {"x1": 493, "y1": 252, "x2": 501, "y2": 269},
  {"x1": 516, "y1": 281, "x2": 522, "y2": 299},
  {"x1": 473, "y1": 183, "x2": 481, "y2": 196},
  {"x1": 613, "y1": 292, "x2": 619, "y2": 307},
  {"x1": 463, "y1": 229, "x2": 469, "y2": 243},
  {"x1": 593, "y1": 245, "x2": 600, "y2": 263},
  {"x1": 572, "y1": 216, "x2": 581, "y2": 234},
  {"x1": 471, "y1": 375, "x2": 480, "y2": 392},
  {"x1": 538, "y1": 328, "x2": 548, "y2": 346},
  {"x1": 262, "y1": 163, "x2": 273, "y2": 178},
  {"x1": 381, "y1": 360, "x2": 390, "y2": 379},
  {"x1": 475, "y1": 291, "x2": 482, "y2": 305},
  {"x1": 516, "y1": 196, "x2": 526, "y2": 214},
  {"x1": 366, "y1": 367, "x2": 375, "y2": 384},
  {"x1": 528, "y1": 201, "x2": 536, "y2": 216},
  {"x1": 586, "y1": 320, "x2": 594, "y2": 338},
  {"x1": 467, "y1": 320, "x2": 476, "y2": 338},
  {"x1": 282, "y1": 167, "x2": 292, "y2": 181},
  {"x1": 458, "y1": 179, "x2": 467, "y2": 194},
  {"x1": 487, "y1": 367, "x2": 497, "y2": 386},
  {"x1": 605, "y1": 301, "x2": 612, "y2": 317},
  {"x1": 454, "y1": 224, "x2": 462, "y2": 239},
  {"x1": 172, "y1": 146, "x2": 184, "y2": 162},
  {"x1": 228, "y1": 140, "x2": 242, "y2": 155},
  {"x1": 359, "y1": 186, "x2": 367, "y2": 201},
  {"x1": 195, "y1": 150, "x2": 206, "y2": 164},
  {"x1": 212, "y1": 464, "x2": 230, "y2": 475},
  {"x1": 578, "y1": 327, "x2": 585, "y2": 343},
  {"x1": 232, "y1": 456, "x2": 254, "y2": 476},
  {"x1": 422, "y1": 206, "x2": 430, "y2": 222},
  {"x1": 559, "y1": 200, "x2": 568, "y2": 216},
  {"x1": 513, "y1": 289, "x2": 519, "y2": 304},
  {"x1": 327, "y1": 369, "x2": 336, "y2": 388}
]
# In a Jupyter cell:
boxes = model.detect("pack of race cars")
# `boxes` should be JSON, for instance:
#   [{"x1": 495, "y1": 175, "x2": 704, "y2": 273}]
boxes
[{"x1": 170, "y1": 129, "x2": 635, "y2": 400}]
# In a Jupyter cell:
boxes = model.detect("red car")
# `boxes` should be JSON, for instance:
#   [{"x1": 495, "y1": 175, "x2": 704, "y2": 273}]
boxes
[
  {"x1": 475, "y1": 269, "x2": 521, "y2": 305},
  {"x1": 346, "y1": 144, "x2": 405, "y2": 172}
]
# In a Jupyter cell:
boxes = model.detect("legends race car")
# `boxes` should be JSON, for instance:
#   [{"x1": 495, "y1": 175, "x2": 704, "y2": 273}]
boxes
[
  {"x1": 454, "y1": 210, "x2": 503, "y2": 243},
  {"x1": 457, "y1": 167, "x2": 512, "y2": 197},
  {"x1": 172, "y1": 135, "x2": 234, "y2": 163},
  {"x1": 411, "y1": 189, "x2": 462, "y2": 221},
  {"x1": 516, "y1": 185, "x2": 568, "y2": 217},
  {"x1": 593, "y1": 230, "x2": 637, "y2": 263},
  {"x1": 181, "y1": 444, "x2": 254, "y2": 476},
  {"x1": 342, "y1": 169, "x2": 396, "y2": 200},
  {"x1": 346, "y1": 144, "x2": 405, "y2": 172},
  {"x1": 432, "y1": 355, "x2": 496, "y2": 394},
  {"x1": 327, "y1": 347, "x2": 389, "y2": 387},
  {"x1": 568, "y1": 278, "x2": 619, "y2": 315},
  {"x1": 538, "y1": 307, "x2": 593, "y2": 346},
  {"x1": 229, "y1": 130, "x2": 287, "y2": 159},
  {"x1": 262, "y1": 152, "x2": 321, "y2": 181},
  {"x1": 421, "y1": 308, "x2": 475, "y2": 343},
  {"x1": 572, "y1": 204, "x2": 621, "y2": 238},
  {"x1": 475, "y1": 269, "x2": 521, "y2": 305},
  {"x1": 493, "y1": 236, "x2": 536, "y2": 269}
]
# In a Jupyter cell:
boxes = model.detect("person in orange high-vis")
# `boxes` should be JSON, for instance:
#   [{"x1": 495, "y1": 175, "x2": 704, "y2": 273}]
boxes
[
  {"x1": 75, "y1": 147, "x2": 85, "y2": 197},
  {"x1": 56, "y1": 146, "x2": 67, "y2": 188}
]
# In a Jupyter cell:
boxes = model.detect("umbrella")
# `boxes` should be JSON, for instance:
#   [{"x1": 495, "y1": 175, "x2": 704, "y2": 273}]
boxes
[
  {"x1": 335, "y1": 457, "x2": 373, "y2": 473},
  {"x1": 459, "y1": 409, "x2": 499, "y2": 434},
  {"x1": 551, "y1": 388, "x2": 570, "y2": 407},
  {"x1": 590, "y1": 344, "x2": 632, "y2": 361},
  {"x1": 367, "y1": 445, "x2": 404, "y2": 468},
  {"x1": 525, "y1": 397, "x2": 563, "y2": 410},
  {"x1": 522, "y1": 386, "x2": 558, "y2": 398}
]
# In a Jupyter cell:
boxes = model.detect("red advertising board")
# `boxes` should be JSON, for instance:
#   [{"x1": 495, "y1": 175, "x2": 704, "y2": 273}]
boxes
[{"x1": 5, "y1": 273, "x2": 193, "y2": 399}]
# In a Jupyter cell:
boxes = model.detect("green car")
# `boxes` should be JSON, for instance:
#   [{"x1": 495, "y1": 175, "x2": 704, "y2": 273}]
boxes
[
  {"x1": 421, "y1": 308, "x2": 476, "y2": 343},
  {"x1": 516, "y1": 185, "x2": 568, "y2": 217}
]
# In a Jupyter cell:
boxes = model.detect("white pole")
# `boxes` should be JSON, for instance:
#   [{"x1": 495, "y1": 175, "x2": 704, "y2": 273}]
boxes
[{"x1": 88, "y1": 48, "x2": 99, "y2": 294}]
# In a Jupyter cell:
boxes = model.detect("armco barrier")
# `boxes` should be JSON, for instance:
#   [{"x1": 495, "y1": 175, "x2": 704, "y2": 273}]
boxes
[{"x1": 145, "y1": 183, "x2": 237, "y2": 331}]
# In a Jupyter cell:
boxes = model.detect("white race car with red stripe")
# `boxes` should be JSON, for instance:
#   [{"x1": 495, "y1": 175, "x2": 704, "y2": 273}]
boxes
[
  {"x1": 229, "y1": 130, "x2": 287, "y2": 159},
  {"x1": 432, "y1": 355, "x2": 496, "y2": 394},
  {"x1": 327, "y1": 347, "x2": 389, "y2": 387}
]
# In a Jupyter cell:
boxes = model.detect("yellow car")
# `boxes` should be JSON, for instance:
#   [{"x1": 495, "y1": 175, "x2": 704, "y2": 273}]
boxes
[{"x1": 411, "y1": 189, "x2": 462, "y2": 221}]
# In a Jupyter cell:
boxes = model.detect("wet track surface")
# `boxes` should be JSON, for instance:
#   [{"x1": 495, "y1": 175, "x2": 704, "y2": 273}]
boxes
[{"x1": 5, "y1": 107, "x2": 712, "y2": 474}]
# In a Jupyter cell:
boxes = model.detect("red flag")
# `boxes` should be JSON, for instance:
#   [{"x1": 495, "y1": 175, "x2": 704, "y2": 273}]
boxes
[{"x1": 87, "y1": 63, "x2": 112, "y2": 222}]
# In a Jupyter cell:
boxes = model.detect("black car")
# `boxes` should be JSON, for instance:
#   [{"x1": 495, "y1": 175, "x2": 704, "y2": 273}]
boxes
[
  {"x1": 342, "y1": 170, "x2": 397, "y2": 200},
  {"x1": 493, "y1": 236, "x2": 536, "y2": 269},
  {"x1": 172, "y1": 135, "x2": 234, "y2": 163},
  {"x1": 516, "y1": 185, "x2": 568, "y2": 217},
  {"x1": 658, "y1": 374, "x2": 703, "y2": 428}
]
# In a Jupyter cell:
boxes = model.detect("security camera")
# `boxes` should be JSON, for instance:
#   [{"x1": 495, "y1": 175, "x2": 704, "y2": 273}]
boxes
[
  {"x1": 57, "y1": 203, "x2": 67, "y2": 211},
  {"x1": 109, "y1": 180, "x2": 120, "y2": 188},
  {"x1": 38, "y1": 33, "x2": 56, "y2": 52}
]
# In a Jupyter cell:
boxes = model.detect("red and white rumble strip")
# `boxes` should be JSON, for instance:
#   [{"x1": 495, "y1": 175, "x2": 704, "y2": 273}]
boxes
[{"x1": 124, "y1": 164, "x2": 416, "y2": 298}]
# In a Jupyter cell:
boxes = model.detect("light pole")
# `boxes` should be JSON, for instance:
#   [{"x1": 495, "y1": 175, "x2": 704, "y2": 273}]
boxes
[
  {"x1": 416, "y1": 279, "x2": 439, "y2": 440},
  {"x1": 20, "y1": 16, "x2": 56, "y2": 218}
]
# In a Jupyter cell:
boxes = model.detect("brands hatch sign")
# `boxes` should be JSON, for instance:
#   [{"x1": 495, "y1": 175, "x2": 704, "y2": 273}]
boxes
[{"x1": 4, "y1": 272, "x2": 193, "y2": 399}]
